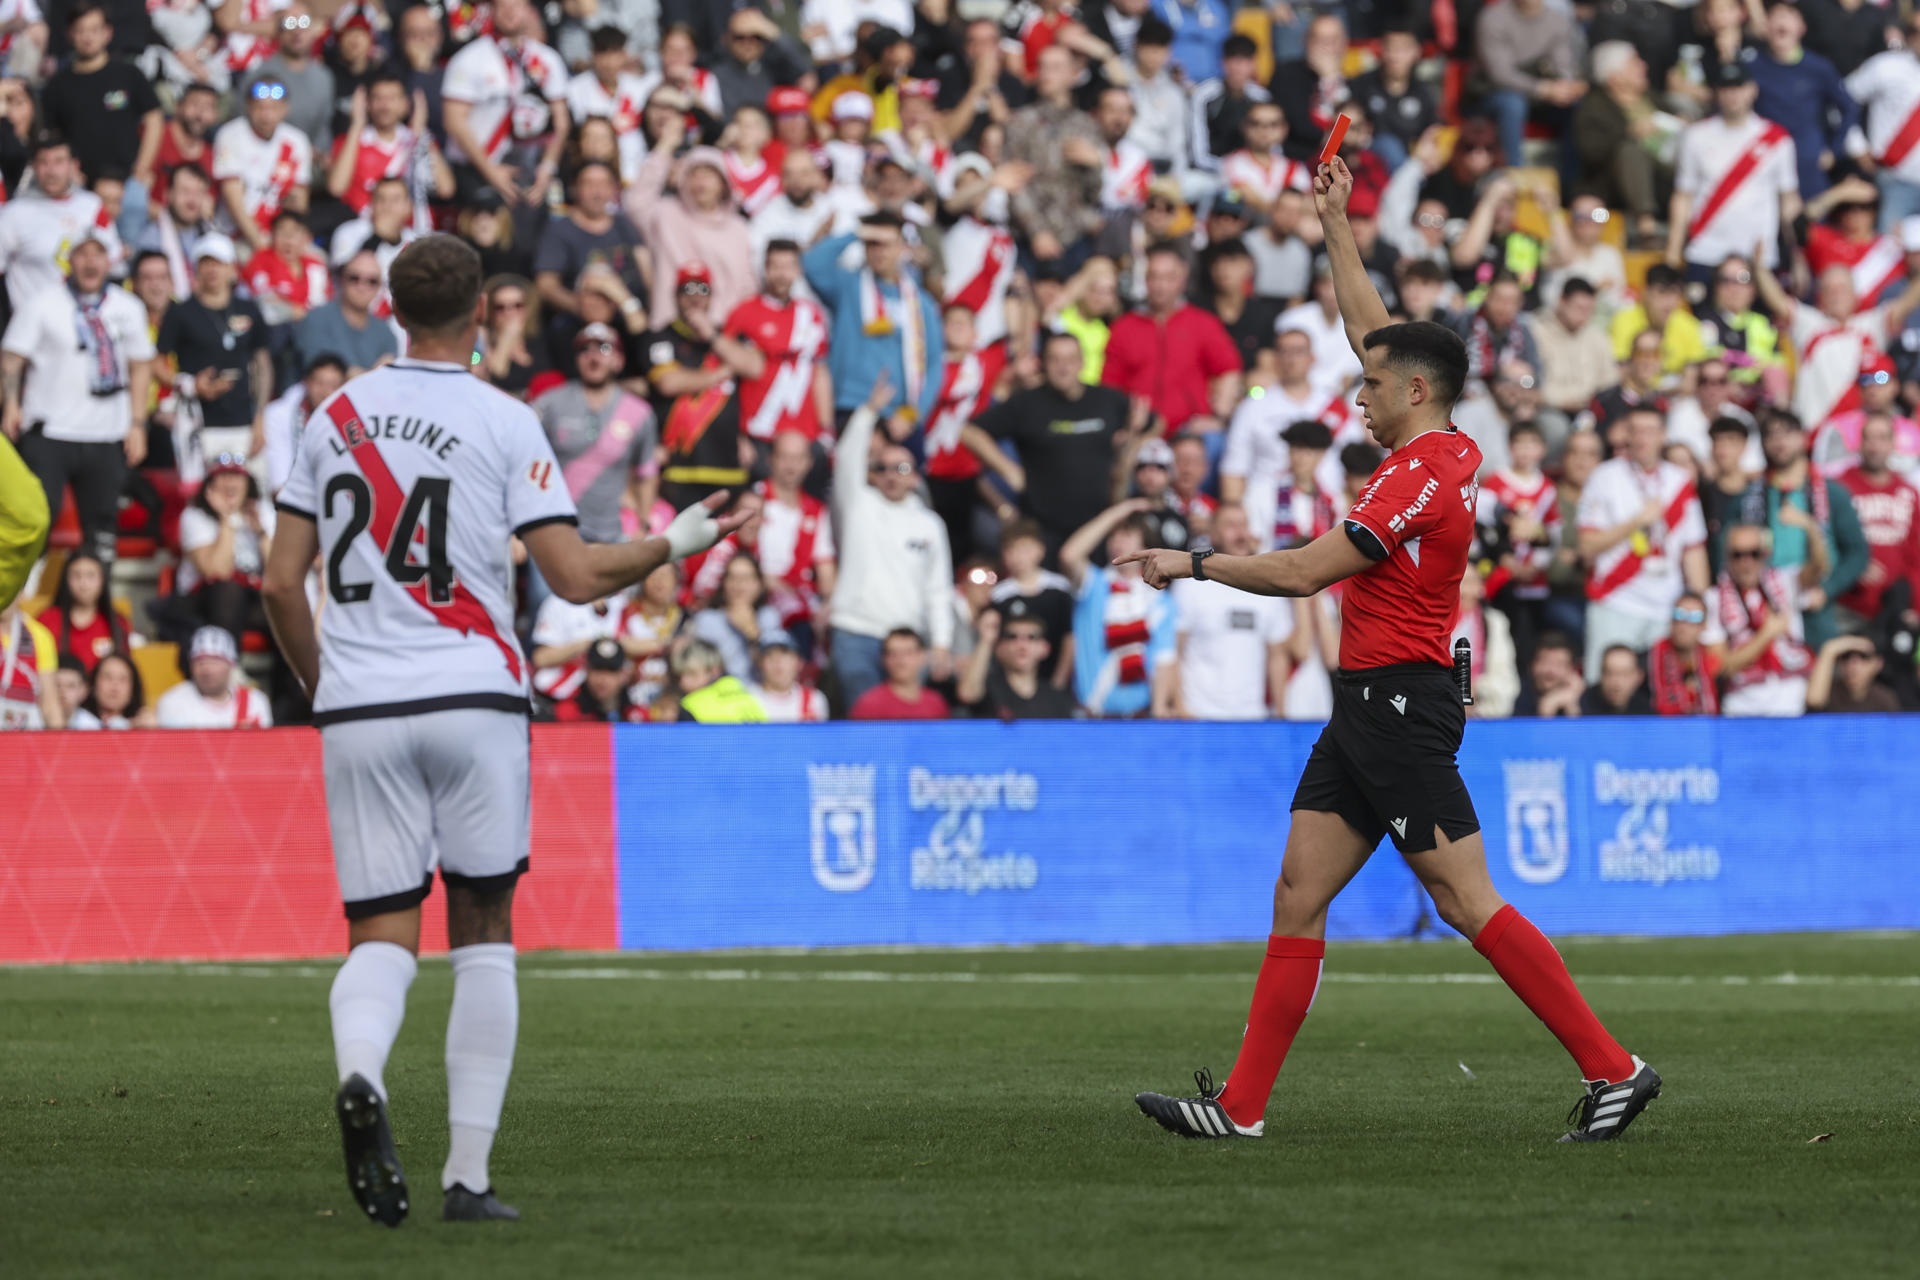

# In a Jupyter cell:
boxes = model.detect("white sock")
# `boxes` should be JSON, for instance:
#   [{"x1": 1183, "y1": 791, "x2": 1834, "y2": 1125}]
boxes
[
  {"x1": 442, "y1": 943, "x2": 518, "y2": 1193},
  {"x1": 329, "y1": 940, "x2": 418, "y2": 1103}
]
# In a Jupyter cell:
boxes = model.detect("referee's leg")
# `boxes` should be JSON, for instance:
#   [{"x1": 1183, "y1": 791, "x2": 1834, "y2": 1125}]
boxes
[
  {"x1": 1404, "y1": 826, "x2": 1637, "y2": 1085},
  {"x1": 1213, "y1": 811, "x2": 1375, "y2": 1127}
]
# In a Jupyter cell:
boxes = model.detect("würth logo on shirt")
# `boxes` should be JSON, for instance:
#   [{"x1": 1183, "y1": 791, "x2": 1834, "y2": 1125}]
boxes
[
  {"x1": 528, "y1": 461, "x2": 554, "y2": 491},
  {"x1": 1388, "y1": 477, "x2": 1440, "y2": 533}
]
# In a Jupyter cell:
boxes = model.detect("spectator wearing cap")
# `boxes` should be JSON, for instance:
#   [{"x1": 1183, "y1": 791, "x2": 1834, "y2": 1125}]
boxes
[
  {"x1": 1816, "y1": 357, "x2": 1920, "y2": 477},
  {"x1": 644, "y1": 261, "x2": 758, "y2": 509},
  {"x1": 752, "y1": 629, "x2": 829, "y2": 722},
  {"x1": 712, "y1": 7, "x2": 809, "y2": 118},
  {"x1": 39, "y1": 3, "x2": 160, "y2": 237},
  {"x1": 245, "y1": 2, "x2": 335, "y2": 159},
  {"x1": 535, "y1": 318, "x2": 657, "y2": 537},
  {"x1": 154, "y1": 233, "x2": 272, "y2": 485},
  {"x1": 1667, "y1": 62, "x2": 1801, "y2": 283},
  {"x1": 549, "y1": 637, "x2": 643, "y2": 722},
  {"x1": 175, "y1": 451, "x2": 273, "y2": 644},
  {"x1": 1473, "y1": 0, "x2": 1587, "y2": 173},
  {"x1": 1701, "y1": 521, "x2": 1812, "y2": 716},
  {"x1": 291, "y1": 246, "x2": 398, "y2": 375},
  {"x1": 1168, "y1": 502, "x2": 1293, "y2": 720},
  {"x1": 829, "y1": 371, "x2": 954, "y2": 708},
  {"x1": 625, "y1": 110, "x2": 755, "y2": 324},
  {"x1": 1006, "y1": 44, "x2": 1107, "y2": 268},
  {"x1": 323, "y1": 4, "x2": 386, "y2": 140},
  {"x1": 675, "y1": 637, "x2": 768, "y2": 722},
  {"x1": 1131, "y1": 436, "x2": 1194, "y2": 550},
  {"x1": 212, "y1": 75, "x2": 314, "y2": 256},
  {"x1": 1, "y1": 229, "x2": 153, "y2": 571},
  {"x1": 1530, "y1": 278, "x2": 1617, "y2": 431},
  {"x1": 962, "y1": 330, "x2": 1136, "y2": 554},
  {"x1": 0, "y1": 133, "x2": 124, "y2": 314},
  {"x1": 762, "y1": 85, "x2": 819, "y2": 173},
  {"x1": 849, "y1": 627, "x2": 950, "y2": 720},
  {"x1": 1844, "y1": 12, "x2": 1920, "y2": 230},
  {"x1": 155, "y1": 625, "x2": 273, "y2": 728},
  {"x1": 806, "y1": 211, "x2": 944, "y2": 427},
  {"x1": 1572, "y1": 42, "x2": 1674, "y2": 247},
  {"x1": 1749, "y1": 0, "x2": 1855, "y2": 201},
  {"x1": 823, "y1": 91, "x2": 875, "y2": 191},
  {"x1": 957, "y1": 598, "x2": 1079, "y2": 721},
  {"x1": 1188, "y1": 31, "x2": 1269, "y2": 175},
  {"x1": 1102, "y1": 243, "x2": 1242, "y2": 433}
]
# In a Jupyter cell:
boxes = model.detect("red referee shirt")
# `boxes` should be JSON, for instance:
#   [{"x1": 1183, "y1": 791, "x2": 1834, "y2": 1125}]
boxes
[
  {"x1": 1339, "y1": 426, "x2": 1484, "y2": 669},
  {"x1": 1100, "y1": 304, "x2": 1241, "y2": 430}
]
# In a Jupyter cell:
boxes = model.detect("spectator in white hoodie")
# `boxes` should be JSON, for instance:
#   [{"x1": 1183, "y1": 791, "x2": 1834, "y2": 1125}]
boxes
[{"x1": 830, "y1": 370, "x2": 954, "y2": 710}]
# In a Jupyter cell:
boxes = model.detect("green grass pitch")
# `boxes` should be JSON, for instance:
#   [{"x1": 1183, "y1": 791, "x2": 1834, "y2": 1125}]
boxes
[{"x1": 5, "y1": 933, "x2": 1917, "y2": 1279}]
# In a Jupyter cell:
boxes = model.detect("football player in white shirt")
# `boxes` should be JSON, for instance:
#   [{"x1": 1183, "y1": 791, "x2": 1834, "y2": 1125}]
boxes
[
  {"x1": 262, "y1": 235, "x2": 747, "y2": 1228},
  {"x1": 154, "y1": 626, "x2": 274, "y2": 727}
]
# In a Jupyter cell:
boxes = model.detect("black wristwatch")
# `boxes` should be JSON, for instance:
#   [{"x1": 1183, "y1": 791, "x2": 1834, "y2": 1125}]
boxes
[{"x1": 1192, "y1": 548, "x2": 1214, "y2": 581}]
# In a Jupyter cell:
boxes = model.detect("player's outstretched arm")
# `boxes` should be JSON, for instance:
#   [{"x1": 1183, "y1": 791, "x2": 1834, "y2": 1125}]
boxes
[
  {"x1": 263, "y1": 511, "x2": 323, "y2": 698},
  {"x1": 524, "y1": 492, "x2": 751, "y2": 605},
  {"x1": 1115, "y1": 525, "x2": 1374, "y2": 597},
  {"x1": 1313, "y1": 157, "x2": 1392, "y2": 357}
]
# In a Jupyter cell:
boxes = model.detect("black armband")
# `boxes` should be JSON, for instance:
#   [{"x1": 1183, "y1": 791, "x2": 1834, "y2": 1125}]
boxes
[{"x1": 1343, "y1": 519, "x2": 1389, "y2": 562}]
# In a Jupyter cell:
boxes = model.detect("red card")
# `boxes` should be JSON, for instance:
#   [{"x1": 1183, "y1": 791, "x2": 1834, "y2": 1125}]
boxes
[{"x1": 1318, "y1": 113, "x2": 1351, "y2": 165}]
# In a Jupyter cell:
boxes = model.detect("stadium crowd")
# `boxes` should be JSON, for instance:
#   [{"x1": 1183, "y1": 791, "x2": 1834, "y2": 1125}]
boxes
[{"x1": 1, "y1": 0, "x2": 1919, "y2": 729}]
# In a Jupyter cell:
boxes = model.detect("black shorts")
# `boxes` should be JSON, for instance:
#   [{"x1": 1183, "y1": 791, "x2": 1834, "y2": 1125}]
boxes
[{"x1": 1290, "y1": 662, "x2": 1481, "y2": 855}]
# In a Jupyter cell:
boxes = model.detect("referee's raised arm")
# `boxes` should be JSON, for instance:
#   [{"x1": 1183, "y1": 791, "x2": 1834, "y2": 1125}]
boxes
[{"x1": 1313, "y1": 157, "x2": 1392, "y2": 357}]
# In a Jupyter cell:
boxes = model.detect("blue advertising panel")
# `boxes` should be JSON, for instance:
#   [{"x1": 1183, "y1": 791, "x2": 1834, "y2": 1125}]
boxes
[{"x1": 611, "y1": 718, "x2": 1920, "y2": 950}]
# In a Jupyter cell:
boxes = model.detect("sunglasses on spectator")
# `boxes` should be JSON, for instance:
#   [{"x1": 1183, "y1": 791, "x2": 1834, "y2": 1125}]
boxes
[
  {"x1": 1579, "y1": 207, "x2": 1610, "y2": 224},
  {"x1": 250, "y1": 81, "x2": 288, "y2": 101},
  {"x1": 680, "y1": 281, "x2": 711, "y2": 296},
  {"x1": 1498, "y1": 374, "x2": 1536, "y2": 390},
  {"x1": 209, "y1": 451, "x2": 248, "y2": 469},
  {"x1": 967, "y1": 567, "x2": 997, "y2": 586},
  {"x1": 282, "y1": 14, "x2": 312, "y2": 29},
  {"x1": 1727, "y1": 548, "x2": 1767, "y2": 561},
  {"x1": 869, "y1": 460, "x2": 915, "y2": 475},
  {"x1": 1416, "y1": 213, "x2": 1446, "y2": 229},
  {"x1": 1673, "y1": 606, "x2": 1707, "y2": 624},
  {"x1": 343, "y1": 271, "x2": 382, "y2": 285},
  {"x1": 1859, "y1": 370, "x2": 1892, "y2": 387},
  {"x1": 1717, "y1": 270, "x2": 1753, "y2": 285}
]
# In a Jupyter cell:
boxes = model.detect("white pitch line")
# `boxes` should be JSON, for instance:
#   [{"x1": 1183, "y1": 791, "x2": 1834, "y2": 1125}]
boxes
[{"x1": 23, "y1": 964, "x2": 1920, "y2": 987}]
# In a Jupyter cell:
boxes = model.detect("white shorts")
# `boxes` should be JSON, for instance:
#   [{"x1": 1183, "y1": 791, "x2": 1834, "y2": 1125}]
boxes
[{"x1": 321, "y1": 707, "x2": 531, "y2": 919}]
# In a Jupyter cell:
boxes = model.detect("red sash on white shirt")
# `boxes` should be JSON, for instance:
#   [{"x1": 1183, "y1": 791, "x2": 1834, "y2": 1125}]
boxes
[
  {"x1": 1587, "y1": 480, "x2": 1698, "y2": 602},
  {"x1": 1690, "y1": 122, "x2": 1790, "y2": 239},
  {"x1": 1851, "y1": 235, "x2": 1907, "y2": 310},
  {"x1": 1878, "y1": 97, "x2": 1920, "y2": 170},
  {"x1": 1801, "y1": 324, "x2": 1874, "y2": 423}
]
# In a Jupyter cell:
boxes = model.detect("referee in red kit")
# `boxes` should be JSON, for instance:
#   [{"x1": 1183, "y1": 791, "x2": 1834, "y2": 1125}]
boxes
[{"x1": 1124, "y1": 157, "x2": 1660, "y2": 1144}]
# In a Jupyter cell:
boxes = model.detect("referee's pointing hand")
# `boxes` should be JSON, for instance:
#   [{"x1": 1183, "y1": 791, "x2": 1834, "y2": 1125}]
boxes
[{"x1": 1112, "y1": 548, "x2": 1190, "y2": 591}]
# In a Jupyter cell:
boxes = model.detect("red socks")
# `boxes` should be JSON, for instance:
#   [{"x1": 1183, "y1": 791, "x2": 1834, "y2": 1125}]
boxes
[
  {"x1": 1216, "y1": 936, "x2": 1324, "y2": 1127},
  {"x1": 1474, "y1": 904, "x2": 1635, "y2": 1082}
]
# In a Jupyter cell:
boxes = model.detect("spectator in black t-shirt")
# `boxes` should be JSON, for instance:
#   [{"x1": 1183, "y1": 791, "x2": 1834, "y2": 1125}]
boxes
[
  {"x1": 533, "y1": 160, "x2": 644, "y2": 350},
  {"x1": 40, "y1": 3, "x2": 160, "y2": 228},
  {"x1": 986, "y1": 518, "x2": 1076, "y2": 683},
  {"x1": 155, "y1": 235, "x2": 272, "y2": 475},
  {"x1": 958, "y1": 597, "x2": 1081, "y2": 720},
  {"x1": 645, "y1": 261, "x2": 762, "y2": 508},
  {"x1": 961, "y1": 330, "x2": 1135, "y2": 552},
  {"x1": 1347, "y1": 27, "x2": 1437, "y2": 171},
  {"x1": 1579, "y1": 644, "x2": 1656, "y2": 715},
  {"x1": 1197, "y1": 234, "x2": 1284, "y2": 378}
]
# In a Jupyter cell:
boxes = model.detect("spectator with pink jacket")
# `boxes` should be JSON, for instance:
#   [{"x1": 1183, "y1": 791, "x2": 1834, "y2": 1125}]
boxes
[{"x1": 623, "y1": 110, "x2": 754, "y2": 325}]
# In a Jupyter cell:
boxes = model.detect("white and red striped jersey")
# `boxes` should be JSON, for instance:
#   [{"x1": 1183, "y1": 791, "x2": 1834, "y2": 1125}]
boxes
[
  {"x1": 1845, "y1": 49, "x2": 1920, "y2": 187},
  {"x1": 1805, "y1": 224, "x2": 1908, "y2": 312},
  {"x1": 754, "y1": 682, "x2": 829, "y2": 721},
  {"x1": 274, "y1": 356, "x2": 579, "y2": 723},
  {"x1": 1674, "y1": 113, "x2": 1797, "y2": 270},
  {"x1": 1220, "y1": 149, "x2": 1310, "y2": 207},
  {"x1": 1220, "y1": 380, "x2": 1351, "y2": 550},
  {"x1": 1476, "y1": 467, "x2": 1560, "y2": 600},
  {"x1": 723, "y1": 293, "x2": 829, "y2": 441},
  {"x1": 442, "y1": 34, "x2": 571, "y2": 167},
  {"x1": 330, "y1": 125, "x2": 422, "y2": 216},
  {"x1": 0, "y1": 0, "x2": 42, "y2": 66},
  {"x1": 942, "y1": 214, "x2": 1018, "y2": 347},
  {"x1": 1788, "y1": 303, "x2": 1892, "y2": 430},
  {"x1": 244, "y1": 246, "x2": 332, "y2": 323},
  {"x1": 723, "y1": 151, "x2": 783, "y2": 215},
  {"x1": 751, "y1": 481, "x2": 835, "y2": 623},
  {"x1": 530, "y1": 592, "x2": 626, "y2": 700},
  {"x1": 223, "y1": 0, "x2": 289, "y2": 75},
  {"x1": 0, "y1": 188, "x2": 121, "y2": 311},
  {"x1": 566, "y1": 70, "x2": 648, "y2": 180},
  {"x1": 924, "y1": 352, "x2": 990, "y2": 482},
  {"x1": 912, "y1": 138, "x2": 954, "y2": 196},
  {"x1": 1100, "y1": 139, "x2": 1153, "y2": 212},
  {"x1": 155, "y1": 680, "x2": 274, "y2": 728},
  {"x1": 1577, "y1": 457, "x2": 1707, "y2": 620},
  {"x1": 212, "y1": 119, "x2": 312, "y2": 236}
]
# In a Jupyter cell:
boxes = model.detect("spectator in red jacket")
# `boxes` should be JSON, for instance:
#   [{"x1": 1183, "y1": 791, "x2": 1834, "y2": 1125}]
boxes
[
  {"x1": 1835, "y1": 413, "x2": 1920, "y2": 636},
  {"x1": 1100, "y1": 242, "x2": 1242, "y2": 432}
]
